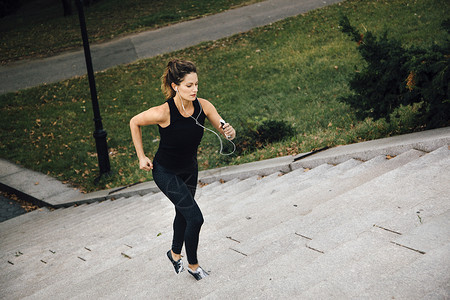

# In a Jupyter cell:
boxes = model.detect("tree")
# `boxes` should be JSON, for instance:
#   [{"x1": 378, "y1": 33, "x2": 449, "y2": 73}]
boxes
[
  {"x1": 62, "y1": 0, "x2": 72, "y2": 16},
  {"x1": 339, "y1": 16, "x2": 450, "y2": 128}
]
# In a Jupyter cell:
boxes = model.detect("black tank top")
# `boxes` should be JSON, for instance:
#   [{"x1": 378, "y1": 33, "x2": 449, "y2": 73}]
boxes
[{"x1": 154, "y1": 98, "x2": 206, "y2": 172}]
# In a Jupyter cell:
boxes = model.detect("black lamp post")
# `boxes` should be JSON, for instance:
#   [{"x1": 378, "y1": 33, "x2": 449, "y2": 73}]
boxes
[{"x1": 75, "y1": 0, "x2": 111, "y2": 183}]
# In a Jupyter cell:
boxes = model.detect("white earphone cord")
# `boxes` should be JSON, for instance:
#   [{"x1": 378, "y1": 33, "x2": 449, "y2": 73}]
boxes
[{"x1": 178, "y1": 92, "x2": 236, "y2": 156}]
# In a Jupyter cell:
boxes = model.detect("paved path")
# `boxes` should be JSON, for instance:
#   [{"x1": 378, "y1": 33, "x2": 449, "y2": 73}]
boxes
[{"x1": 0, "y1": 0, "x2": 342, "y2": 94}]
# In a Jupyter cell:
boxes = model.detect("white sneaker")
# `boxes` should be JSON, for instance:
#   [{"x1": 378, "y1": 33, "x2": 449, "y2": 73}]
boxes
[{"x1": 188, "y1": 266, "x2": 209, "y2": 281}]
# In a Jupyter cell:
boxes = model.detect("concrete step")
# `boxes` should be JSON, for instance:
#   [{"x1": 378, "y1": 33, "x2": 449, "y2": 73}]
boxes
[
  {"x1": 23, "y1": 239, "x2": 179, "y2": 299},
  {"x1": 200, "y1": 163, "x2": 334, "y2": 227},
  {"x1": 4, "y1": 173, "x2": 288, "y2": 298},
  {"x1": 5, "y1": 193, "x2": 169, "y2": 258},
  {"x1": 296, "y1": 145, "x2": 450, "y2": 244},
  {"x1": 200, "y1": 148, "x2": 444, "y2": 267},
  {"x1": 0, "y1": 199, "x2": 121, "y2": 243},
  {"x1": 306, "y1": 195, "x2": 450, "y2": 256},
  {"x1": 2, "y1": 234, "x2": 168, "y2": 299},
  {"x1": 293, "y1": 149, "x2": 426, "y2": 216},
  {"x1": 282, "y1": 148, "x2": 448, "y2": 256},
  {"x1": 0, "y1": 207, "x2": 51, "y2": 234},
  {"x1": 297, "y1": 232, "x2": 424, "y2": 298},
  {"x1": 22, "y1": 229, "x2": 312, "y2": 299},
  {"x1": 123, "y1": 158, "x2": 380, "y2": 280},
  {"x1": 0, "y1": 200, "x2": 155, "y2": 263},
  {"x1": 226, "y1": 160, "x2": 357, "y2": 211},
  {"x1": 199, "y1": 164, "x2": 304, "y2": 204},
  {"x1": 197, "y1": 171, "x2": 281, "y2": 205},
  {"x1": 140, "y1": 231, "x2": 319, "y2": 299},
  {"x1": 0, "y1": 197, "x2": 142, "y2": 250},
  {"x1": 201, "y1": 159, "x2": 377, "y2": 242},
  {"x1": 197, "y1": 180, "x2": 225, "y2": 197},
  {"x1": 0, "y1": 205, "x2": 76, "y2": 239},
  {"x1": 0, "y1": 195, "x2": 172, "y2": 266},
  {"x1": 210, "y1": 178, "x2": 240, "y2": 193},
  {"x1": 389, "y1": 209, "x2": 450, "y2": 255},
  {"x1": 0, "y1": 203, "x2": 175, "y2": 298},
  {"x1": 359, "y1": 241, "x2": 450, "y2": 299},
  {"x1": 218, "y1": 194, "x2": 447, "y2": 298},
  {"x1": 4, "y1": 194, "x2": 171, "y2": 253},
  {"x1": 199, "y1": 175, "x2": 261, "y2": 203},
  {"x1": 6, "y1": 202, "x2": 179, "y2": 298},
  {"x1": 192, "y1": 163, "x2": 358, "y2": 252},
  {"x1": 206, "y1": 230, "x2": 399, "y2": 298},
  {"x1": 0, "y1": 204, "x2": 89, "y2": 249},
  {"x1": 1, "y1": 138, "x2": 448, "y2": 299},
  {"x1": 5, "y1": 144, "x2": 436, "y2": 270}
]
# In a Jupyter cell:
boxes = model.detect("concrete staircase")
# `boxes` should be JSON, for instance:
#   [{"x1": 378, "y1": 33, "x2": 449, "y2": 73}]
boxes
[{"x1": 1, "y1": 140, "x2": 449, "y2": 298}]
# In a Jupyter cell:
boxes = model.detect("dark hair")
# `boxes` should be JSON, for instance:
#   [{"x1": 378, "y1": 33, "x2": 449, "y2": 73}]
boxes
[{"x1": 161, "y1": 59, "x2": 197, "y2": 100}]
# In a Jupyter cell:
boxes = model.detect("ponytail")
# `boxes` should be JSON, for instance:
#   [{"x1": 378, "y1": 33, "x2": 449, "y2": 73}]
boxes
[{"x1": 161, "y1": 59, "x2": 197, "y2": 100}]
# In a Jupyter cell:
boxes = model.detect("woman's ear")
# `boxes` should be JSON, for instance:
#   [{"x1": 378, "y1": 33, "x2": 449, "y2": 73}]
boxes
[{"x1": 171, "y1": 82, "x2": 178, "y2": 92}]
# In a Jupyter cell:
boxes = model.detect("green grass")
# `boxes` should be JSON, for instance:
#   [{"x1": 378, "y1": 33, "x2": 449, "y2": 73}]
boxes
[
  {"x1": 0, "y1": 0, "x2": 262, "y2": 63},
  {"x1": 1, "y1": 0, "x2": 448, "y2": 192}
]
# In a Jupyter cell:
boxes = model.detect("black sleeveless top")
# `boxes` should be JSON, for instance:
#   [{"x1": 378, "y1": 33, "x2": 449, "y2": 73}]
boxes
[{"x1": 154, "y1": 98, "x2": 206, "y2": 172}]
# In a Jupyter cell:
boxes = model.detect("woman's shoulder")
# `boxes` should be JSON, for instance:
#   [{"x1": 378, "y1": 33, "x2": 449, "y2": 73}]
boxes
[
  {"x1": 142, "y1": 102, "x2": 170, "y2": 125},
  {"x1": 154, "y1": 101, "x2": 170, "y2": 111},
  {"x1": 198, "y1": 97, "x2": 211, "y2": 105},
  {"x1": 198, "y1": 98, "x2": 218, "y2": 115},
  {"x1": 198, "y1": 98, "x2": 214, "y2": 110},
  {"x1": 153, "y1": 102, "x2": 170, "y2": 119}
]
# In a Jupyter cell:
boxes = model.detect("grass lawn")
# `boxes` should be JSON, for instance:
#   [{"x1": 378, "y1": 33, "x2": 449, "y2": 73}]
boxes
[
  {"x1": 0, "y1": 0, "x2": 263, "y2": 63},
  {"x1": 1, "y1": 0, "x2": 448, "y2": 192}
]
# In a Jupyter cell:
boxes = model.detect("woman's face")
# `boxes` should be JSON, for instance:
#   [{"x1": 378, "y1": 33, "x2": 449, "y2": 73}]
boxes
[{"x1": 177, "y1": 72, "x2": 198, "y2": 101}]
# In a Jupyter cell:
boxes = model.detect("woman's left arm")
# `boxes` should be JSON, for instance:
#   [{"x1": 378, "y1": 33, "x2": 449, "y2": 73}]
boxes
[{"x1": 199, "y1": 98, "x2": 236, "y2": 140}]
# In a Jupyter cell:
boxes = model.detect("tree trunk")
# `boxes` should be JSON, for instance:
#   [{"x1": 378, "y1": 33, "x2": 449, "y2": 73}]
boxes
[{"x1": 62, "y1": 0, "x2": 72, "y2": 16}]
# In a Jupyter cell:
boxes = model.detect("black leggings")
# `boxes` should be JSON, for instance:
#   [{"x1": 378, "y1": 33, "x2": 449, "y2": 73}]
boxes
[{"x1": 152, "y1": 160, "x2": 204, "y2": 265}]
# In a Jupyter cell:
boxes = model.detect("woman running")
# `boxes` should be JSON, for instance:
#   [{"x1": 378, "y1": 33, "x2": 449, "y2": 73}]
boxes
[{"x1": 130, "y1": 59, "x2": 236, "y2": 280}]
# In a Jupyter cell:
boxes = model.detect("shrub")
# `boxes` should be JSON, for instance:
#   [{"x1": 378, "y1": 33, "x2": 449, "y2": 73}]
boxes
[
  {"x1": 339, "y1": 16, "x2": 450, "y2": 129},
  {"x1": 234, "y1": 118, "x2": 296, "y2": 154}
]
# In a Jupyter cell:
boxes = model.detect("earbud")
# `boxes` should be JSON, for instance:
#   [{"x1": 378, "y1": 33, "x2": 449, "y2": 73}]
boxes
[{"x1": 175, "y1": 87, "x2": 178, "y2": 92}]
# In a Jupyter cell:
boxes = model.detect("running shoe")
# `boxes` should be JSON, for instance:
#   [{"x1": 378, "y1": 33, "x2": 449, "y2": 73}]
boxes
[
  {"x1": 188, "y1": 266, "x2": 209, "y2": 281},
  {"x1": 167, "y1": 250, "x2": 184, "y2": 274}
]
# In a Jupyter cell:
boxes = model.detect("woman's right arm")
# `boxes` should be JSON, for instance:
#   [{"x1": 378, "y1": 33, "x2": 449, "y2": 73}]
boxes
[{"x1": 129, "y1": 105, "x2": 167, "y2": 171}]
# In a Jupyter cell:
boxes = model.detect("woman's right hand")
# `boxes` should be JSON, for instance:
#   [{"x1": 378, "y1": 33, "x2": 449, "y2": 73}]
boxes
[{"x1": 139, "y1": 156, "x2": 153, "y2": 171}]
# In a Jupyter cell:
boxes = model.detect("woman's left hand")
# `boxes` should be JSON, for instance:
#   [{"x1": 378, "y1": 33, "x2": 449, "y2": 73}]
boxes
[{"x1": 222, "y1": 123, "x2": 236, "y2": 140}]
